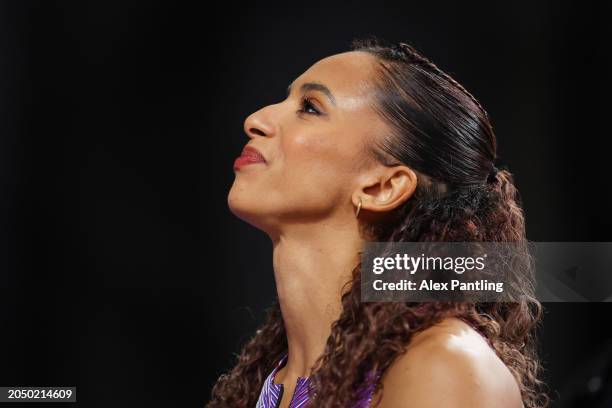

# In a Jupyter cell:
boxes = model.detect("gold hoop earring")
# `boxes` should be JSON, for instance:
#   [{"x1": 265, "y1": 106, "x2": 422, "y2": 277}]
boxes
[{"x1": 355, "y1": 198, "x2": 362, "y2": 219}]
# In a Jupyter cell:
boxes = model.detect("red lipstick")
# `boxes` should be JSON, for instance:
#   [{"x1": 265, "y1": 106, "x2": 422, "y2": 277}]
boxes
[{"x1": 234, "y1": 145, "x2": 266, "y2": 169}]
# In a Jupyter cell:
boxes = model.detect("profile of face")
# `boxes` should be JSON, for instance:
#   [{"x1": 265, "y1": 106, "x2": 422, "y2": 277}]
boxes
[{"x1": 227, "y1": 51, "x2": 416, "y2": 239}]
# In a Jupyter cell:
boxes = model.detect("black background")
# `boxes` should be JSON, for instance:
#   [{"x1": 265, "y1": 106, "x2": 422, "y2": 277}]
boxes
[{"x1": 1, "y1": 1, "x2": 610, "y2": 407}]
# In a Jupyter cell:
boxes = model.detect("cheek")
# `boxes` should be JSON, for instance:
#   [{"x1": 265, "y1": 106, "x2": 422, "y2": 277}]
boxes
[
  {"x1": 286, "y1": 131, "x2": 357, "y2": 170},
  {"x1": 281, "y1": 130, "x2": 361, "y2": 190}
]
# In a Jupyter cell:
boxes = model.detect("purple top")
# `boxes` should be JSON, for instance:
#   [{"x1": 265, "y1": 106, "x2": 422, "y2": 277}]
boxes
[
  {"x1": 255, "y1": 353, "x2": 378, "y2": 408},
  {"x1": 255, "y1": 319, "x2": 490, "y2": 407}
]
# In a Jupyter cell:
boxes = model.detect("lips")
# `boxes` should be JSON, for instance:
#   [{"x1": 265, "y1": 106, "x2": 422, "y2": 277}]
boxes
[{"x1": 234, "y1": 145, "x2": 267, "y2": 169}]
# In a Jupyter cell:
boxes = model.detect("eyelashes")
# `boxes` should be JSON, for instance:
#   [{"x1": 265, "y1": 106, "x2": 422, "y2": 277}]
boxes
[{"x1": 296, "y1": 95, "x2": 321, "y2": 116}]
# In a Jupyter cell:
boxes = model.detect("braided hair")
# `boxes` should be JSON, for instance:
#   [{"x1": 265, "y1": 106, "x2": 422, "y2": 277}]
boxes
[{"x1": 389, "y1": 41, "x2": 491, "y2": 122}]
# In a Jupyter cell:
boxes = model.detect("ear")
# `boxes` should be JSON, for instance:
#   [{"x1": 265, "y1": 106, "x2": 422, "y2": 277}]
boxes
[{"x1": 352, "y1": 165, "x2": 418, "y2": 214}]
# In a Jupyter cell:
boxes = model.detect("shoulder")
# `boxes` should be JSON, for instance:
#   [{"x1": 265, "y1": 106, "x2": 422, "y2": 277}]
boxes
[{"x1": 373, "y1": 317, "x2": 523, "y2": 408}]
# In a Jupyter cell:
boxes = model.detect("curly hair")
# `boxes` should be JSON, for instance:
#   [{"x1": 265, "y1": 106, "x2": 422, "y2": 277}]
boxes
[{"x1": 207, "y1": 36, "x2": 548, "y2": 408}]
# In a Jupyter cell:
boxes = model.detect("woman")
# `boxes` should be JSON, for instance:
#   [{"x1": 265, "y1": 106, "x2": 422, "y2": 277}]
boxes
[{"x1": 208, "y1": 37, "x2": 547, "y2": 407}]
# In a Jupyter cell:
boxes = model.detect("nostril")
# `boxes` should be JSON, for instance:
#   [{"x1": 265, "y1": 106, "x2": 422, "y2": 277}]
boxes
[{"x1": 250, "y1": 128, "x2": 266, "y2": 137}]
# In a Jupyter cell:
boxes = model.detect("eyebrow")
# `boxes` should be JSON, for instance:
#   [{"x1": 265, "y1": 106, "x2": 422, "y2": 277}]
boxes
[{"x1": 286, "y1": 81, "x2": 337, "y2": 106}]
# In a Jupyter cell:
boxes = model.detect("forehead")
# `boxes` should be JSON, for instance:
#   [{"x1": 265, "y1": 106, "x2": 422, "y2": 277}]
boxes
[{"x1": 294, "y1": 51, "x2": 378, "y2": 99}]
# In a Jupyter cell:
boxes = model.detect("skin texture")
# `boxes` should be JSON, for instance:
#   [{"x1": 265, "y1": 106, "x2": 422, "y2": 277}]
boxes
[
  {"x1": 373, "y1": 317, "x2": 523, "y2": 408},
  {"x1": 227, "y1": 51, "x2": 522, "y2": 408}
]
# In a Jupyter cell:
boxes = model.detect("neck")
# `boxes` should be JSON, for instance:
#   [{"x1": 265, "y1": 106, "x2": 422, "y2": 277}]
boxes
[{"x1": 270, "y1": 218, "x2": 362, "y2": 383}]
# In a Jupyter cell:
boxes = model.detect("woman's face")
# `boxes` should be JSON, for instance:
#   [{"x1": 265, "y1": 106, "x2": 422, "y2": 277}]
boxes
[{"x1": 228, "y1": 51, "x2": 388, "y2": 235}]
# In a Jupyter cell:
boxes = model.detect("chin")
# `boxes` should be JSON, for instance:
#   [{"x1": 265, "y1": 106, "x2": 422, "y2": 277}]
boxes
[
  {"x1": 227, "y1": 185, "x2": 251, "y2": 219},
  {"x1": 227, "y1": 186, "x2": 277, "y2": 236}
]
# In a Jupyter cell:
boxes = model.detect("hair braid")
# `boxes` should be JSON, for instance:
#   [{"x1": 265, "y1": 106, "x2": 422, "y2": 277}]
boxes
[{"x1": 391, "y1": 41, "x2": 492, "y2": 122}]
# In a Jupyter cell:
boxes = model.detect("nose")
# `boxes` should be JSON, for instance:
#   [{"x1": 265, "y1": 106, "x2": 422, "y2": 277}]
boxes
[{"x1": 243, "y1": 106, "x2": 277, "y2": 140}]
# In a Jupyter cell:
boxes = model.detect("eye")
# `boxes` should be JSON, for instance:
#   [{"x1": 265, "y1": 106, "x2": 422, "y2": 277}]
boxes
[{"x1": 297, "y1": 96, "x2": 321, "y2": 116}]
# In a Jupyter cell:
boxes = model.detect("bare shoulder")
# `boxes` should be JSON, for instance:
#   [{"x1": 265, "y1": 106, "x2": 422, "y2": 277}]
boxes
[{"x1": 373, "y1": 317, "x2": 523, "y2": 408}]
